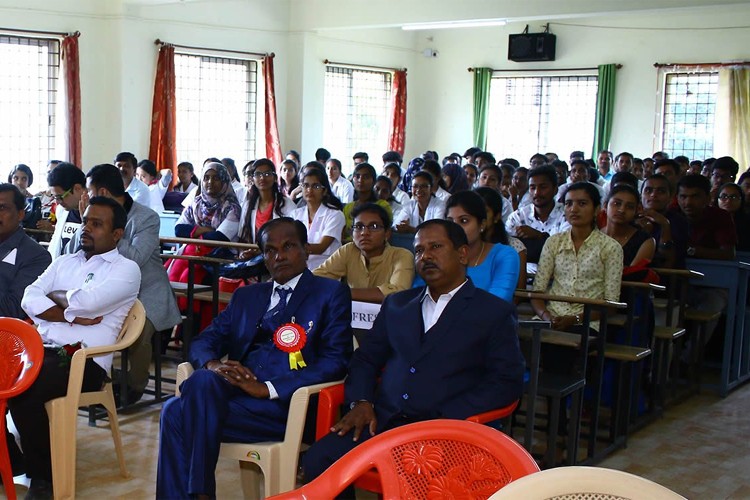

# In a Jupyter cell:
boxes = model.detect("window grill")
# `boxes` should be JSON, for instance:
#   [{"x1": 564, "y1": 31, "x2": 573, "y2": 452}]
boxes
[
  {"x1": 175, "y1": 53, "x2": 257, "y2": 166},
  {"x1": 661, "y1": 71, "x2": 718, "y2": 161},
  {"x1": 0, "y1": 35, "x2": 59, "y2": 181},
  {"x1": 487, "y1": 75, "x2": 598, "y2": 163},
  {"x1": 323, "y1": 66, "x2": 392, "y2": 174}
]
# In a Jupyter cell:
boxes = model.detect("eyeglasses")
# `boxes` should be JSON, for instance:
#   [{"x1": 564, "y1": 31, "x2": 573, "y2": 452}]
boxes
[
  {"x1": 253, "y1": 171, "x2": 276, "y2": 179},
  {"x1": 53, "y1": 187, "x2": 73, "y2": 202},
  {"x1": 352, "y1": 223, "x2": 385, "y2": 233},
  {"x1": 412, "y1": 184, "x2": 431, "y2": 191},
  {"x1": 719, "y1": 194, "x2": 741, "y2": 200},
  {"x1": 302, "y1": 183, "x2": 325, "y2": 191}
]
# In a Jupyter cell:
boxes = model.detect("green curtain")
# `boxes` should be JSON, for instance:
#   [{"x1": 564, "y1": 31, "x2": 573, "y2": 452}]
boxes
[
  {"x1": 472, "y1": 67, "x2": 492, "y2": 150},
  {"x1": 592, "y1": 64, "x2": 617, "y2": 158}
]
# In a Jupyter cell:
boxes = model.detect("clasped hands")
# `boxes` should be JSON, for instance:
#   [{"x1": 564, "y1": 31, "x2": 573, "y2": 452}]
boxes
[{"x1": 206, "y1": 360, "x2": 270, "y2": 398}]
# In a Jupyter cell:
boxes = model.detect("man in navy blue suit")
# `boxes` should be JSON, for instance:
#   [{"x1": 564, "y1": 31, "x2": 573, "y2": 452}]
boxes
[
  {"x1": 157, "y1": 218, "x2": 353, "y2": 498},
  {"x1": 302, "y1": 219, "x2": 524, "y2": 482}
]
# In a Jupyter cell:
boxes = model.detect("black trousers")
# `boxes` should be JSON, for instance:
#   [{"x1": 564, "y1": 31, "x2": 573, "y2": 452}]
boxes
[{"x1": 8, "y1": 348, "x2": 106, "y2": 481}]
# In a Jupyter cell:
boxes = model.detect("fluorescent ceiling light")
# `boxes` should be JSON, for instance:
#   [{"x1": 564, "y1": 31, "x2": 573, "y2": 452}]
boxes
[{"x1": 402, "y1": 19, "x2": 507, "y2": 31}]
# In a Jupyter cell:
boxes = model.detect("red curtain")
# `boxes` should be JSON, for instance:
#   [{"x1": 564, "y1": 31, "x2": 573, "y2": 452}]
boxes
[
  {"x1": 263, "y1": 55, "x2": 283, "y2": 168},
  {"x1": 61, "y1": 33, "x2": 81, "y2": 167},
  {"x1": 388, "y1": 70, "x2": 407, "y2": 156},
  {"x1": 148, "y1": 45, "x2": 177, "y2": 185}
]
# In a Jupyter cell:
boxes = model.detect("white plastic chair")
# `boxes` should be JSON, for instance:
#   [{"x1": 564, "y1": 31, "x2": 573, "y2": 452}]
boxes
[
  {"x1": 176, "y1": 362, "x2": 342, "y2": 498},
  {"x1": 489, "y1": 466, "x2": 686, "y2": 500},
  {"x1": 44, "y1": 299, "x2": 146, "y2": 500}
]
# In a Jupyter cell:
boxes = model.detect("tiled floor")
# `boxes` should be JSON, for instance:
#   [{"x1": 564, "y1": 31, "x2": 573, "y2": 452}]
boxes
[{"x1": 5, "y1": 365, "x2": 750, "y2": 499}]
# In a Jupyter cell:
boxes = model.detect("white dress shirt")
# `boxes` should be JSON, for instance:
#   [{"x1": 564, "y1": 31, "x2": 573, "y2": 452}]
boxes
[
  {"x1": 21, "y1": 248, "x2": 141, "y2": 372},
  {"x1": 393, "y1": 196, "x2": 447, "y2": 228},
  {"x1": 146, "y1": 171, "x2": 172, "y2": 214},
  {"x1": 263, "y1": 272, "x2": 304, "y2": 399},
  {"x1": 505, "y1": 203, "x2": 570, "y2": 238},
  {"x1": 291, "y1": 205, "x2": 346, "y2": 270},
  {"x1": 392, "y1": 187, "x2": 410, "y2": 205},
  {"x1": 421, "y1": 280, "x2": 468, "y2": 332},
  {"x1": 435, "y1": 187, "x2": 451, "y2": 202},
  {"x1": 125, "y1": 177, "x2": 151, "y2": 207},
  {"x1": 331, "y1": 176, "x2": 355, "y2": 204}
]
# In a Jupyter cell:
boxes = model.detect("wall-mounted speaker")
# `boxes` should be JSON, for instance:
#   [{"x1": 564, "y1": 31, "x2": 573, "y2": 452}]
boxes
[{"x1": 508, "y1": 33, "x2": 556, "y2": 62}]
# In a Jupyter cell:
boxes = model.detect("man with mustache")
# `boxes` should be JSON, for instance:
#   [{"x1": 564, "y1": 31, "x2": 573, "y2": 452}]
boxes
[
  {"x1": 15, "y1": 197, "x2": 141, "y2": 499},
  {"x1": 157, "y1": 217, "x2": 353, "y2": 499},
  {"x1": 301, "y1": 219, "x2": 524, "y2": 484}
]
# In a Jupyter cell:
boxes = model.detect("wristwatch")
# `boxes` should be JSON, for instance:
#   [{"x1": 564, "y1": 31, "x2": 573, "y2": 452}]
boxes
[
  {"x1": 687, "y1": 246, "x2": 696, "y2": 256},
  {"x1": 350, "y1": 399, "x2": 372, "y2": 410}
]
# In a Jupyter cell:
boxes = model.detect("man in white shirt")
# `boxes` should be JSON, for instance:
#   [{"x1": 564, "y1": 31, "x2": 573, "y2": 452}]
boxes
[
  {"x1": 302, "y1": 219, "x2": 524, "y2": 483},
  {"x1": 114, "y1": 151, "x2": 150, "y2": 206},
  {"x1": 13, "y1": 197, "x2": 141, "y2": 498},
  {"x1": 47, "y1": 162, "x2": 87, "y2": 258},
  {"x1": 326, "y1": 158, "x2": 354, "y2": 203},
  {"x1": 506, "y1": 165, "x2": 570, "y2": 267}
]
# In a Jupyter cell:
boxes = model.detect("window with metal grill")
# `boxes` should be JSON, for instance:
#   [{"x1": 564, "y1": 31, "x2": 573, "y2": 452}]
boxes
[
  {"x1": 175, "y1": 53, "x2": 257, "y2": 166},
  {"x1": 0, "y1": 35, "x2": 59, "y2": 182},
  {"x1": 486, "y1": 75, "x2": 598, "y2": 164},
  {"x1": 323, "y1": 66, "x2": 392, "y2": 174},
  {"x1": 661, "y1": 71, "x2": 718, "y2": 161}
]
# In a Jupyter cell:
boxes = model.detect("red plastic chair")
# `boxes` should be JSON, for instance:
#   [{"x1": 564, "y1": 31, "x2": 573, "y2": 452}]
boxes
[
  {"x1": 314, "y1": 382, "x2": 520, "y2": 494},
  {"x1": 0, "y1": 318, "x2": 44, "y2": 500},
  {"x1": 271, "y1": 419, "x2": 539, "y2": 499}
]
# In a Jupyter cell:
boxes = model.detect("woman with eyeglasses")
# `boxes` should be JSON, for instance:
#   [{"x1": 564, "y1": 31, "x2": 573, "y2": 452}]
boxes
[
  {"x1": 392, "y1": 171, "x2": 446, "y2": 233},
  {"x1": 716, "y1": 182, "x2": 750, "y2": 251},
  {"x1": 237, "y1": 159, "x2": 295, "y2": 259},
  {"x1": 342, "y1": 163, "x2": 392, "y2": 242},
  {"x1": 291, "y1": 167, "x2": 345, "y2": 270}
]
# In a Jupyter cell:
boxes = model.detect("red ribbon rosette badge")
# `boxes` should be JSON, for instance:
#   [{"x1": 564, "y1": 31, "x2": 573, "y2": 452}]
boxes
[{"x1": 274, "y1": 323, "x2": 308, "y2": 370}]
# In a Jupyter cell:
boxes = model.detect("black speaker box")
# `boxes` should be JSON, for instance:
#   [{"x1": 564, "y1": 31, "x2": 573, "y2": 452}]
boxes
[{"x1": 508, "y1": 33, "x2": 556, "y2": 62}]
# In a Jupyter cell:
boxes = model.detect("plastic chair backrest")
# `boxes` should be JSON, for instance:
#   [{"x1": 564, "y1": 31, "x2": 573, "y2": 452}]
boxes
[
  {"x1": 0, "y1": 318, "x2": 44, "y2": 398},
  {"x1": 273, "y1": 420, "x2": 539, "y2": 499},
  {"x1": 488, "y1": 466, "x2": 686, "y2": 500}
]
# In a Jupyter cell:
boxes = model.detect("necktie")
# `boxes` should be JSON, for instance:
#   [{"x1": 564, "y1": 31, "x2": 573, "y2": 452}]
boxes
[{"x1": 260, "y1": 286, "x2": 291, "y2": 334}]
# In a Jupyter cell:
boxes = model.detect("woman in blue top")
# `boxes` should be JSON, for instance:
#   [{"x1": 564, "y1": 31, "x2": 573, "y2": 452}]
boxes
[{"x1": 413, "y1": 190, "x2": 519, "y2": 303}]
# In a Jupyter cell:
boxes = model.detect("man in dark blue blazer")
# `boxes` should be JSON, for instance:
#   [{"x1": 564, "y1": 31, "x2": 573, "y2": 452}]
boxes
[
  {"x1": 302, "y1": 219, "x2": 524, "y2": 482},
  {"x1": 157, "y1": 218, "x2": 353, "y2": 498}
]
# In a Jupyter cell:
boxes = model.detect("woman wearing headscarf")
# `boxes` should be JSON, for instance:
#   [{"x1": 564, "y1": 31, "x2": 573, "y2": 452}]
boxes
[
  {"x1": 441, "y1": 162, "x2": 470, "y2": 194},
  {"x1": 167, "y1": 162, "x2": 242, "y2": 288}
]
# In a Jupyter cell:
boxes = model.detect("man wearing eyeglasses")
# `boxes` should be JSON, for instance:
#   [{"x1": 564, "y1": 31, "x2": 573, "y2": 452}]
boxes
[
  {"x1": 47, "y1": 162, "x2": 87, "y2": 258},
  {"x1": 314, "y1": 203, "x2": 414, "y2": 303}
]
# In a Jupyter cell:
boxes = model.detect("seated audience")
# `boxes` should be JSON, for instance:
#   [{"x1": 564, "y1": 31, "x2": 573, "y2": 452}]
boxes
[
  {"x1": 597, "y1": 149, "x2": 614, "y2": 181},
  {"x1": 475, "y1": 186, "x2": 527, "y2": 289},
  {"x1": 326, "y1": 159, "x2": 354, "y2": 204},
  {"x1": 709, "y1": 156, "x2": 739, "y2": 202},
  {"x1": 421, "y1": 159, "x2": 451, "y2": 201},
  {"x1": 375, "y1": 174, "x2": 403, "y2": 221},
  {"x1": 174, "y1": 161, "x2": 199, "y2": 193},
  {"x1": 477, "y1": 164, "x2": 512, "y2": 222},
  {"x1": 382, "y1": 162, "x2": 409, "y2": 205},
  {"x1": 637, "y1": 174, "x2": 687, "y2": 268},
  {"x1": 157, "y1": 218, "x2": 352, "y2": 499},
  {"x1": 168, "y1": 162, "x2": 242, "y2": 286},
  {"x1": 551, "y1": 159, "x2": 569, "y2": 186},
  {"x1": 136, "y1": 159, "x2": 172, "y2": 213},
  {"x1": 440, "y1": 162, "x2": 470, "y2": 195},
  {"x1": 738, "y1": 170, "x2": 750, "y2": 215},
  {"x1": 222, "y1": 157, "x2": 246, "y2": 203},
  {"x1": 47, "y1": 162, "x2": 86, "y2": 258},
  {"x1": 506, "y1": 165, "x2": 569, "y2": 268},
  {"x1": 393, "y1": 171, "x2": 446, "y2": 233},
  {"x1": 15, "y1": 197, "x2": 140, "y2": 498},
  {"x1": 279, "y1": 158, "x2": 300, "y2": 200},
  {"x1": 114, "y1": 152, "x2": 150, "y2": 206},
  {"x1": 414, "y1": 191, "x2": 519, "y2": 303},
  {"x1": 512, "y1": 166, "x2": 531, "y2": 209},
  {"x1": 716, "y1": 182, "x2": 750, "y2": 252},
  {"x1": 314, "y1": 203, "x2": 414, "y2": 302},
  {"x1": 531, "y1": 182, "x2": 623, "y2": 332},
  {"x1": 80, "y1": 164, "x2": 181, "y2": 404},
  {"x1": 462, "y1": 162, "x2": 478, "y2": 188},
  {"x1": 8, "y1": 163, "x2": 42, "y2": 229},
  {"x1": 398, "y1": 156, "x2": 424, "y2": 194},
  {"x1": 567, "y1": 159, "x2": 605, "y2": 199},
  {"x1": 343, "y1": 163, "x2": 392, "y2": 242},
  {"x1": 291, "y1": 167, "x2": 345, "y2": 270},
  {"x1": 238, "y1": 159, "x2": 294, "y2": 258},
  {"x1": 301, "y1": 219, "x2": 524, "y2": 483},
  {"x1": 602, "y1": 185, "x2": 656, "y2": 266}
]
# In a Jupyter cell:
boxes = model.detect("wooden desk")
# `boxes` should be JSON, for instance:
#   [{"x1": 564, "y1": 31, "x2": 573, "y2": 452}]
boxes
[{"x1": 685, "y1": 258, "x2": 750, "y2": 396}]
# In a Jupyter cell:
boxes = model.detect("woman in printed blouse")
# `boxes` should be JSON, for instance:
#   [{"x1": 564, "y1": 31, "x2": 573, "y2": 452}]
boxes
[{"x1": 531, "y1": 181, "x2": 623, "y2": 332}]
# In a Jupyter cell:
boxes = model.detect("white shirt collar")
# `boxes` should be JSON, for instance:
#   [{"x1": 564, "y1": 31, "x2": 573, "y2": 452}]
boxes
[
  {"x1": 421, "y1": 279, "x2": 468, "y2": 304},
  {"x1": 273, "y1": 271, "x2": 303, "y2": 292}
]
